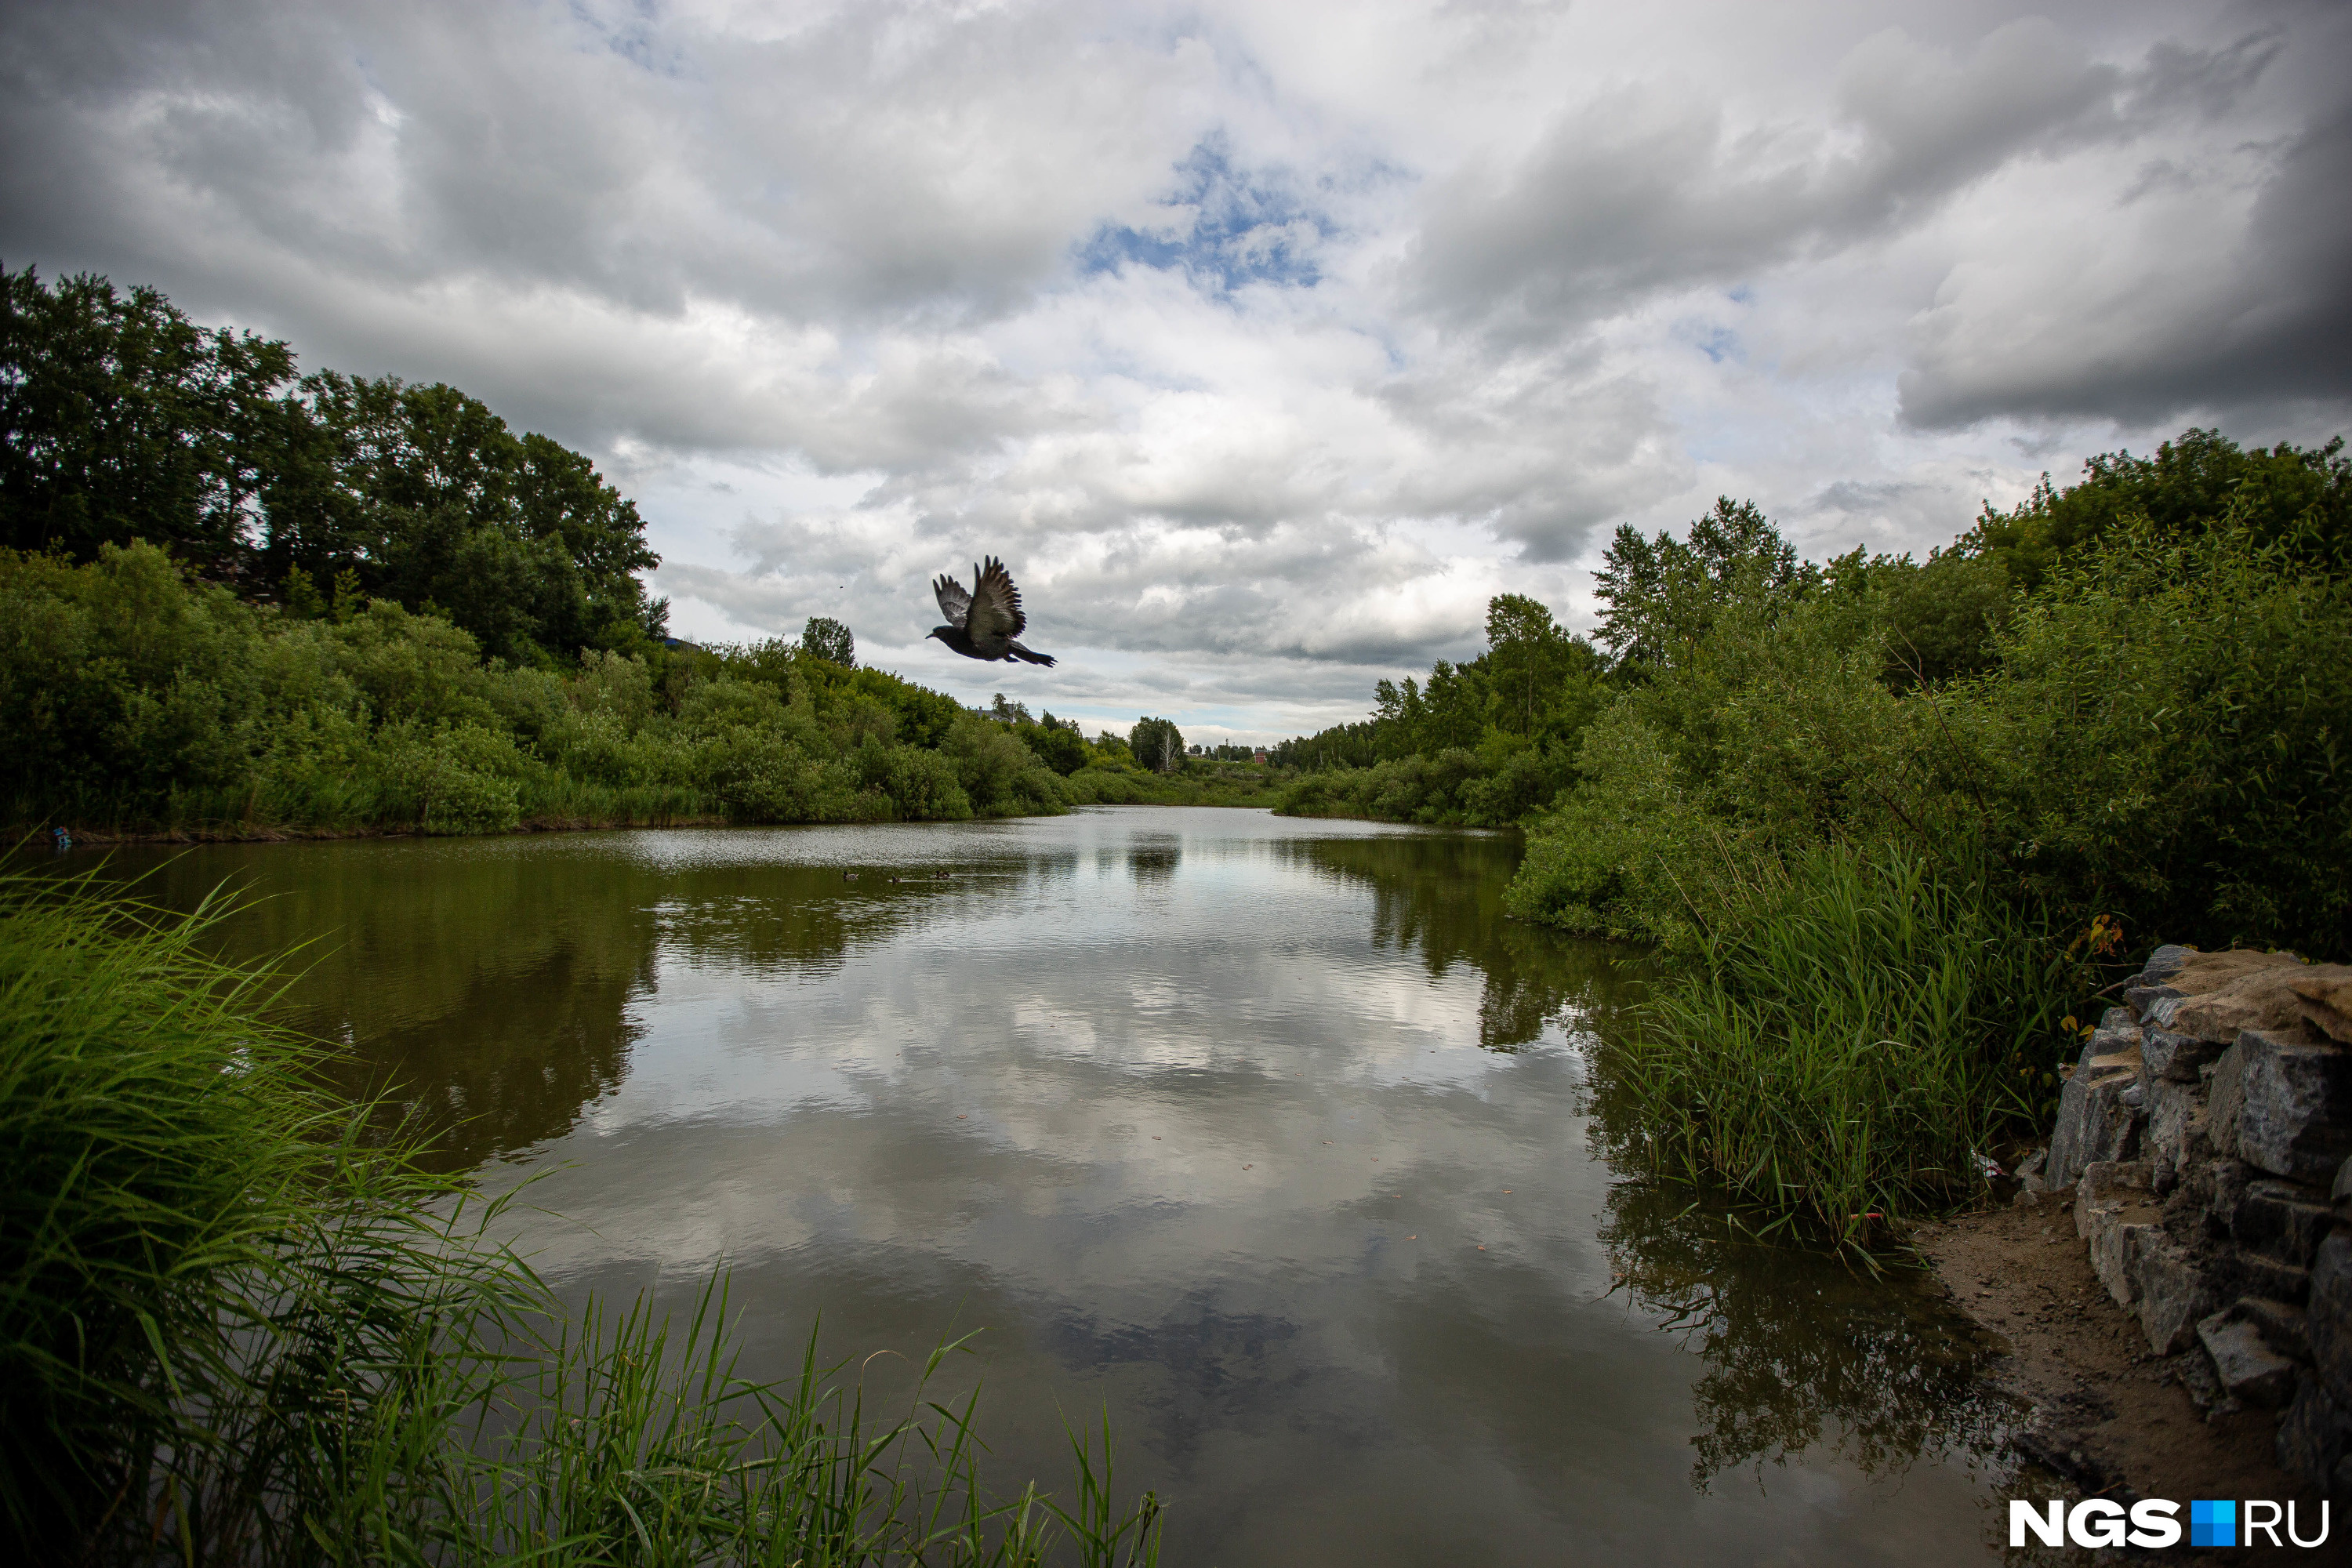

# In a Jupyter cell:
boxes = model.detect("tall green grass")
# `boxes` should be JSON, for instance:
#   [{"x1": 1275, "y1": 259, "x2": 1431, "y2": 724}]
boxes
[
  {"x1": 1602, "y1": 843, "x2": 2074, "y2": 1245},
  {"x1": 0, "y1": 862, "x2": 1162, "y2": 1563}
]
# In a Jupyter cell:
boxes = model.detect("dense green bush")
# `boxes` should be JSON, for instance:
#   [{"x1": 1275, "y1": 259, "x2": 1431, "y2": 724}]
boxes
[{"x1": 1506, "y1": 519, "x2": 2352, "y2": 960}]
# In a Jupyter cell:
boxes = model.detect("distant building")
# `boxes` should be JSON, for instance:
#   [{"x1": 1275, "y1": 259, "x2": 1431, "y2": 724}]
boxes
[{"x1": 1252, "y1": 750, "x2": 1269, "y2": 764}]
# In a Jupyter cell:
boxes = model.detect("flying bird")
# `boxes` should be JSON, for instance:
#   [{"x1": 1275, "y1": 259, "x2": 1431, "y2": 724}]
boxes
[{"x1": 927, "y1": 557, "x2": 1055, "y2": 666}]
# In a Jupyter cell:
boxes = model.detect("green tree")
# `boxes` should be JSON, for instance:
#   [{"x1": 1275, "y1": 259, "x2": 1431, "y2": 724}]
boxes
[
  {"x1": 266, "y1": 372, "x2": 664, "y2": 665},
  {"x1": 1128, "y1": 716, "x2": 1185, "y2": 774},
  {"x1": 800, "y1": 615, "x2": 854, "y2": 666},
  {"x1": 1593, "y1": 498, "x2": 1817, "y2": 666},
  {"x1": 1965, "y1": 428, "x2": 2351, "y2": 590},
  {"x1": 1018, "y1": 719, "x2": 1088, "y2": 775},
  {"x1": 1, "y1": 267, "x2": 298, "y2": 572}
]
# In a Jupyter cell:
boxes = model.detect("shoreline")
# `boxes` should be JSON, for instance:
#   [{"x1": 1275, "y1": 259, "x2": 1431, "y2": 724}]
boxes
[
  {"x1": 1919, "y1": 1200, "x2": 2325, "y2": 1531},
  {"x1": 24, "y1": 796, "x2": 1293, "y2": 848}
]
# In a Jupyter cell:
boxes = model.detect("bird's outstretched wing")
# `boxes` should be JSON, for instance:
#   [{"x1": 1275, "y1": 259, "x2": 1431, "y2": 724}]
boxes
[
  {"x1": 967, "y1": 556, "x2": 1027, "y2": 641},
  {"x1": 932, "y1": 571, "x2": 972, "y2": 629}
]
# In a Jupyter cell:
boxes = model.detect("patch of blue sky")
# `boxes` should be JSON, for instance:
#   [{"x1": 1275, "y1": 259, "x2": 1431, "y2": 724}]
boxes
[
  {"x1": 566, "y1": 0, "x2": 686, "y2": 77},
  {"x1": 1076, "y1": 137, "x2": 1338, "y2": 296}
]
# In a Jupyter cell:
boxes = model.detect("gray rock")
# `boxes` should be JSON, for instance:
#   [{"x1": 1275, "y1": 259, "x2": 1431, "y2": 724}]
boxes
[
  {"x1": 2125, "y1": 984, "x2": 2183, "y2": 1021},
  {"x1": 2278, "y1": 1377, "x2": 2352, "y2": 1487},
  {"x1": 2336, "y1": 1156, "x2": 2352, "y2": 1207},
  {"x1": 2143, "y1": 1028, "x2": 2227, "y2": 1082},
  {"x1": 2234, "y1": 1253, "x2": 2312, "y2": 1307},
  {"x1": 2075, "y1": 1160, "x2": 2154, "y2": 1240},
  {"x1": 2049, "y1": 1043, "x2": 2146, "y2": 1189},
  {"x1": 2199, "y1": 1312, "x2": 2299, "y2": 1407},
  {"x1": 2203, "y1": 1159, "x2": 2250, "y2": 1235},
  {"x1": 2209, "y1": 1041, "x2": 2248, "y2": 1158},
  {"x1": 2100, "y1": 1004, "x2": 2136, "y2": 1032},
  {"x1": 2096, "y1": 1214, "x2": 2161, "y2": 1308},
  {"x1": 2016, "y1": 1148, "x2": 2046, "y2": 1181},
  {"x1": 2236, "y1": 1178, "x2": 2336, "y2": 1265},
  {"x1": 2237, "y1": 1029, "x2": 2352, "y2": 1181},
  {"x1": 2089, "y1": 1021, "x2": 2142, "y2": 1054},
  {"x1": 2310, "y1": 1230, "x2": 2352, "y2": 1409},
  {"x1": 2236, "y1": 1296, "x2": 2314, "y2": 1363},
  {"x1": 2133, "y1": 1233, "x2": 2221, "y2": 1354},
  {"x1": 2144, "y1": 1076, "x2": 2205, "y2": 1182},
  {"x1": 2142, "y1": 944, "x2": 2200, "y2": 985}
]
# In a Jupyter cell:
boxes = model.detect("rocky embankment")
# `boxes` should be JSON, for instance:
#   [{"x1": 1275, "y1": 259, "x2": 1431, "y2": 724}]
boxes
[{"x1": 2018, "y1": 945, "x2": 2352, "y2": 1489}]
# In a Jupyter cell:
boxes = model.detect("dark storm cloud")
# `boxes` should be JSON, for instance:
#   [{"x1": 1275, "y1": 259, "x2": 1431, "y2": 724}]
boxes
[
  {"x1": 1897, "y1": 95, "x2": 2352, "y2": 428},
  {"x1": 1406, "y1": 18, "x2": 2278, "y2": 336}
]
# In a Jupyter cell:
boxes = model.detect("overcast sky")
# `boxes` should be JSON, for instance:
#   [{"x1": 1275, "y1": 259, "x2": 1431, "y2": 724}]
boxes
[{"x1": 5, "y1": 1, "x2": 2347, "y2": 741}]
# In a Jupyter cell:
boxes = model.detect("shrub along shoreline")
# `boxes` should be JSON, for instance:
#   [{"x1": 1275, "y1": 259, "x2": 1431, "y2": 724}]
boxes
[
  {"x1": 0, "y1": 865, "x2": 1164, "y2": 1563},
  {"x1": 1273, "y1": 429, "x2": 2351, "y2": 1243}
]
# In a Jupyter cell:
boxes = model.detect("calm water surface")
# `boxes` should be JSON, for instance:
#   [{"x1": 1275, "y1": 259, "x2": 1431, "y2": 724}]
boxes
[{"x1": 91, "y1": 808, "x2": 2019, "y2": 1565}]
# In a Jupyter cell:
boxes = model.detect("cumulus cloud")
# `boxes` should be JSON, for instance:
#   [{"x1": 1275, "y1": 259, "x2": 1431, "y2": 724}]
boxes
[{"x1": 2, "y1": 0, "x2": 2347, "y2": 739}]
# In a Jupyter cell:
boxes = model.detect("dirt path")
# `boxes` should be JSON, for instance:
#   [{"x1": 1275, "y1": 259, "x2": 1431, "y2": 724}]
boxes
[{"x1": 1916, "y1": 1196, "x2": 2329, "y2": 1556}]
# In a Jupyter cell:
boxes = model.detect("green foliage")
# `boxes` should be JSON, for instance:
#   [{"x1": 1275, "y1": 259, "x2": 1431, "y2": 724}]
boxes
[
  {"x1": 1, "y1": 268, "x2": 296, "y2": 573},
  {"x1": 0, "y1": 869, "x2": 1163, "y2": 1563},
  {"x1": 1127, "y1": 717, "x2": 1184, "y2": 775},
  {"x1": 1271, "y1": 591, "x2": 1605, "y2": 823},
  {"x1": 2, "y1": 266, "x2": 666, "y2": 667},
  {"x1": 1946, "y1": 519, "x2": 2352, "y2": 953},
  {"x1": 1593, "y1": 497, "x2": 1819, "y2": 666},
  {"x1": 0, "y1": 866, "x2": 322, "y2": 1541},
  {"x1": 1483, "y1": 429, "x2": 2347, "y2": 1236},
  {"x1": 1602, "y1": 844, "x2": 2074, "y2": 1243},
  {"x1": 0, "y1": 542, "x2": 1074, "y2": 836},
  {"x1": 802, "y1": 614, "x2": 856, "y2": 667},
  {"x1": 1965, "y1": 427, "x2": 2350, "y2": 591},
  {"x1": 947, "y1": 714, "x2": 1071, "y2": 816}
]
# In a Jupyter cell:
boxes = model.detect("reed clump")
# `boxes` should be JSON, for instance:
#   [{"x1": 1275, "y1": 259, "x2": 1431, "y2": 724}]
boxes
[
  {"x1": 0, "y1": 863, "x2": 1161, "y2": 1564},
  {"x1": 1602, "y1": 843, "x2": 2073, "y2": 1246}
]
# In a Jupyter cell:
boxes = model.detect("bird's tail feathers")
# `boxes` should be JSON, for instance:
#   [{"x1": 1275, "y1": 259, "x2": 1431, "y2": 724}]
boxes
[{"x1": 1006, "y1": 641, "x2": 1056, "y2": 667}]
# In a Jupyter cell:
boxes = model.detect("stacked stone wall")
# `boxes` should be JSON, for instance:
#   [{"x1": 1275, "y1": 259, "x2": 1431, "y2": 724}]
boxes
[{"x1": 2020, "y1": 944, "x2": 2352, "y2": 1488}]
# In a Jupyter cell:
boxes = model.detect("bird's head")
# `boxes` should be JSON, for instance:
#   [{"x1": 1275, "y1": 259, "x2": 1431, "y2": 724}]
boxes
[{"x1": 925, "y1": 626, "x2": 946, "y2": 642}]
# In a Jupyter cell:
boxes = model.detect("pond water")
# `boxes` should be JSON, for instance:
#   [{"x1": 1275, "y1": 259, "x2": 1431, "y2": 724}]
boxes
[{"x1": 86, "y1": 808, "x2": 2021, "y2": 1564}]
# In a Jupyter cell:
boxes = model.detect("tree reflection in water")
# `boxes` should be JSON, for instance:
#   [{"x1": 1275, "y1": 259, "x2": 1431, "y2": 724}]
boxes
[
  {"x1": 1280, "y1": 832, "x2": 1644, "y2": 1050},
  {"x1": 1596, "y1": 1176, "x2": 2019, "y2": 1489},
  {"x1": 69, "y1": 838, "x2": 984, "y2": 1169},
  {"x1": 1296, "y1": 826, "x2": 2017, "y2": 1494}
]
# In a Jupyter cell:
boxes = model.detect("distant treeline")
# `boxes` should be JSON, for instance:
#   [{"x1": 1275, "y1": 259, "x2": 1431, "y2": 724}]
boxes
[{"x1": 0, "y1": 269, "x2": 1269, "y2": 834}]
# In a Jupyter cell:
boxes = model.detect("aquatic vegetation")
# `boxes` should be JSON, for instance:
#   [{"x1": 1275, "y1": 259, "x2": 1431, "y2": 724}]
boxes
[
  {"x1": 0, "y1": 865, "x2": 1162, "y2": 1563},
  {"x1": 1595, "y1": 844, "x2": 2074, "y2": 1243}
]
